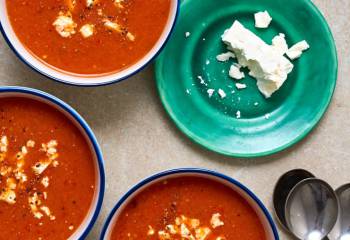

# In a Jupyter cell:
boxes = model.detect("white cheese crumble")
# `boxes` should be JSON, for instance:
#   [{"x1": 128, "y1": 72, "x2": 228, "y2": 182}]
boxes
[
  {"x1": 0, "y1": 136, "x2": 8, "y2": 153},
  {"x1": 286, "y1": 40, "x2": 310, "y2": 60},
  {"x1": 222, "y1": 20, "x2": 293, "y2": 98},
  {"x1": 210, "y1": 213, "x2": 224, "y2": 228},
  {"x1": 103, "y1": 19, "x2": 122, "y2": 32},
  {"x1": 195, "y1": 227, "x2": 211, "y2": 240},
  {"x1": 147, "y1": 225, "x2": 155, "y2": 236},
  {"x1": 218, "y1": 89, "x2": 226, "y2": 99},
  {"x1": 185, "y1": 32, "x2": 191, "y2": 38},
  {"x1": 216, "y1": 52, "x2": 235, "y2": 62},
  {"x1": 80, "y1": 24, "x2": 95, "y2": 38},
  {"x1": 41, "y1": 176, "x2": 50, "y2": 188},
  {"x1": 272, "y1": 33, "x2": 288, "y2": 55},
  {"x1": 236, "y1": 110, "x2": 241, "y2": 119},
  {"x1": 207, "y1": 89, "x2": 215, "y2": 98},
  {"x1": 254, "y1": 11, "x2": 272, "y2": 28},
  {"x1": 86, "y1": 0, "x2": 98, "y2": 7},
  {"x1": 229, "y1": 64, "x2": 245, "y2": 80},
  {"x1": 236, "y1": 83, "x2": 247, "y2": 89},
  {"x1": 114, "y1": 0, "x2": 124, "y2": 8},
  {"x1": 53, "y1": 12, "x2": 77, "y2": 38}
]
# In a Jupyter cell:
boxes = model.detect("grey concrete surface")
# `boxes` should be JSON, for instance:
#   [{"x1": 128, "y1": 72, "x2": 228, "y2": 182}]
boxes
[{"x1": 0, "y1": 0, "x2": 349, "y2": 239}]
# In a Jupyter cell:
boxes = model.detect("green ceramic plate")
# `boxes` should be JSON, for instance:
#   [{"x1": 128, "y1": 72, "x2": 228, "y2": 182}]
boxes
[{"x1": 155, "y1": 0, "x2": 337, "y2": 158}]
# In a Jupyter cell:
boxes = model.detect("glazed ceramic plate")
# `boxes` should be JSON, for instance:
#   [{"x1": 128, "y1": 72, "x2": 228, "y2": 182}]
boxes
[{"x1": 155, "y1": 0, "x2": 337, "y2": 157}]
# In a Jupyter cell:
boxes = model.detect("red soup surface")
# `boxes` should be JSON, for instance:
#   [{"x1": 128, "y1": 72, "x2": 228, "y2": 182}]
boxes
[
  {"x1": 0, "y1": 97, "x2": 96, "y2": 239},
  {"x1": 6, "y1": 0, "x2": 171, "y2": 75},
  {"x1": 111, "y1": 176, "x2": 267, "y2": 240}
]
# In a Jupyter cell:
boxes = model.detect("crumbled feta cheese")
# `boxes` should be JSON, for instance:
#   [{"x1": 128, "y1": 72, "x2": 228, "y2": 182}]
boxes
[
  {"x1": 80, "y1": 24, "x2": 94, "y2": 38},
  {"x1": 216, "y1": 52, "x2": 235, "y2": 62},
  {"x1": 197, "y1": 76, "x2": 207, "y2": 85},
  {"x1": 206, "y1": 60, "x2": 210, "y2": 65},
  {"x1": 158, "y1": 230, "x2": 171, "y2": 239},
  {"x1": 53, "y1": 12, "x2": 77, "y2": 38},
  {"x1": 236, "y1": 110, "x2": 241, "y2": 119},
  {"x1": 26, "y1": 140, "x2": 35, "y2": 148},
  {"x1": 229, "y1": 64, "x2": 245, "y2": 80},
  {"x1": 218, "y1": 89, "x2": 226, "y2": 99},
  {"x1": 32, "y1": 161, "x2": 51, "y2": 175},
  {"x1": 236, "y1": 83, "x2": 247, "y2": 89},
  {"x1": 114, "y1": 0, "x2": 124, "y2": 8},
  {"x1": 254, "y1": 102, "x2": 259, "y2": 106},
  {"x1": 210, "y1": 213, "x2": 224, "y2": 228},
  {"x1": 185, "y1": 32, "x2": 191, "y2": 38},
  {"x1": 195, "y1": 227, "x2": 211, "y2": 240},
  {"x1": 286, "y1": 40, "x2": 310, "y2": 60},
  {"x1": 207, "y1": 89, "x2": 215, "y2": 98},
  {"x1": 86, "y1": 0, "x2": 98, "y2": 7},
  {"x1": 180, "y1": 223, "x2": 192, "y2": 238},
  {"x1": 265, "y1": 113, "x2": 271, "y2": 119},
  {"x1": 0, "y1": 136, "x2": 8, "y2": 153},
  {"x1": 41, "y1": 176, "x2": 49, "y2": 188},
  {"x1": 254, "y1": 11, "x2": 272, "y2": 28},
  {"x1": 222, "y1": 20, "x2": 293, "y2": 98},
  {"x1": 272, "y1": 33, "x2": 288, "y2": 55},
  {"x1": 103, "y1": 20, "x2": 122, "y2": 32},
  {"x1": 147, "y1": 225, "x2": 155, "y2": 236},
  {"x1": 126, "y1": 32, "x2": 135, "y2": 41}
]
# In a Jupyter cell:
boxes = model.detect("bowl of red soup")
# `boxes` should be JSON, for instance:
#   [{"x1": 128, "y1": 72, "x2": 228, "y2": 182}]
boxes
[
  {"x1": 100, "y1": 168, "x2": 279, "y2": 240},
  {"x1": 0, "y1": 0, "x2": 179, "y2": 86},
  {"x1": 0, "y1": 86, "x2": 105, "y2": 239}
]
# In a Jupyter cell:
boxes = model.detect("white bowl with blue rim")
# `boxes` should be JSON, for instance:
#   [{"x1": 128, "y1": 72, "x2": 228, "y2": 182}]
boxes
[
  {"x1": 0, "y1": 86, "x2": 105, "y2": 239},
  {"x1": 100, "y1": 168, "x2": 279, "y2": 240},
  {"x1": 0, "y1": 1, "x2": 179, "y2": 86}
]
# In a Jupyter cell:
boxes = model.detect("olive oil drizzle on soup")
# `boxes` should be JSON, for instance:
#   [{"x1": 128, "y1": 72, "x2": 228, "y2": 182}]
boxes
[
  {"x1": 111, "y1": 177, "x2": 267, "y2": 240},
  {"x1": 6, "y1": 0, "x2": 171, "y2": 74},
  {"x1": 0, "y1": 98, "x2": 96, "y2": 239}
]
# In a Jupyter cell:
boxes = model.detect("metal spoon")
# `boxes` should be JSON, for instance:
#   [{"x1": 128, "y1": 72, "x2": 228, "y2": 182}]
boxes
[
  {"x1": 273, "y1": 169, "x2": 315, "y2": 231},
  {"x1": 285, "y1": 178, "x2": 338, "y2": 240},
  {"x1": 328, "y1": 183, "x2": 350, "y2": 240}
]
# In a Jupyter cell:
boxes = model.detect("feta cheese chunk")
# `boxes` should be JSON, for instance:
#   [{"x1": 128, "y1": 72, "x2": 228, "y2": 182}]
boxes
[
  {"x1": 254, "y1": 11, "x2": 272, "y2": 28},
  {"x1": 222, "y1": 20, "x2": 293, "y2": 98},
  {"x1": 207, "y1": 89, "x2": 215, "y2": 98},
  {"x1": 286, "y1": 40, "x2": 310, "y2": 60},
  {"x1": 218, "y1": 89, "x2": 226, "y2": 99},
  {"x1": 216, "y1": 52, "x2": 235, "y2": 62},
  {"x1": 229, "y1": 64, "x2": 245, "y2": 80},
  {"x1": 272, "y1": 33, "x2": 288, "y2": 55},
  {"x1": 86, "y1": 0, "x2": 98, "y2": 7},
  {"x1": 53, "y1": 12, "x2": 77, "y2": 38},
  {"x1": 80, "y1": 24, "x2": 94, "y2": 38},
  {"x1": 235, "y1": 83, "x2": 247, "y2": 89},
  {"x1": 103, "y1": 19, "x2": 122, "y2": 32}
]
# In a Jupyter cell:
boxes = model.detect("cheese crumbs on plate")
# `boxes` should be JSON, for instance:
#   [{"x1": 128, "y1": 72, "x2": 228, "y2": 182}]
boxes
[{"x1": 254, "y1": 10, "x2": 272, "y2": 28}]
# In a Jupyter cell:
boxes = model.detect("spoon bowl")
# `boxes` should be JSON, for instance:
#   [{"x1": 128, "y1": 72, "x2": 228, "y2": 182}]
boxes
[
  {"x1": 273, "y1": 169, "x2": 315, "y2": 231},
  {"x1": 329, "y1": 183, "x2": 350, "y2": 240},
  {"x1": 285, "y1": 178, "x2": 338, "y2": 240}
]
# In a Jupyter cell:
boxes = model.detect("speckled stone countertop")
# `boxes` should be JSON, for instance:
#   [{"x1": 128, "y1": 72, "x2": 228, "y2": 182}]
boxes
[{"x1": 0, "y1": 0, "x2": 349, "y2": 239}]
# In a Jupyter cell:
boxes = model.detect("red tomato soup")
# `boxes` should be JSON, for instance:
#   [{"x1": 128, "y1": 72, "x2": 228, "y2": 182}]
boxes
[
  {"x1": 0, "y1": 97, "x2": 96, "y2": 239},
  {"x1": 6, "y1": 0, "x2": 171, "y2": 75},
  {"x1": 111, "y1": 176, "x2": 267, "y2": 240}
]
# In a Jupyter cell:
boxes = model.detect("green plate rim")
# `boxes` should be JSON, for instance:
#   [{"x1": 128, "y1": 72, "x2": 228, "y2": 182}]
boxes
[{"x1": 155, "y1": 0, "x2": 338, "y2": 158}]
